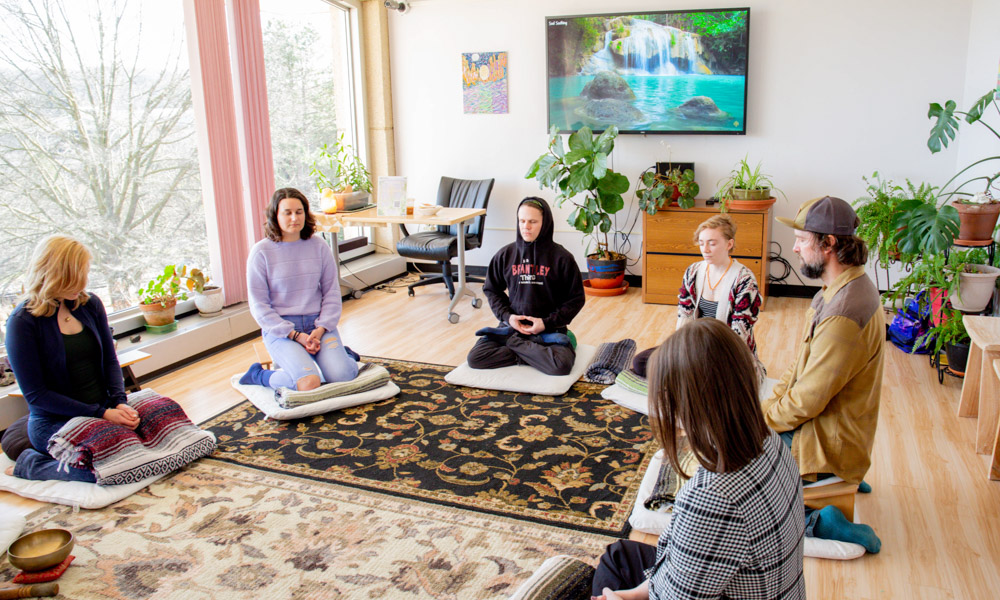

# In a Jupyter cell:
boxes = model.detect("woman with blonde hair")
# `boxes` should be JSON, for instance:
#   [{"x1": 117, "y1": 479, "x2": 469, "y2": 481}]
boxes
[
  {"x1": 632, "y1": 213, "x2": 763, "y2": 379},
  {"x1": 4, "y1": 235, "x2": 138, "y2": 481},
  {"x1": 591, "y1": 319, "x2": 804, "y2": 600}
]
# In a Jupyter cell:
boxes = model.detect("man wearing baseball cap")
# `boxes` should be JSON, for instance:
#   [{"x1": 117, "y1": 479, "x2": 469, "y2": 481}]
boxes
[{"x1": 763, "y1": 196, "x2": 885, "y2": 554}]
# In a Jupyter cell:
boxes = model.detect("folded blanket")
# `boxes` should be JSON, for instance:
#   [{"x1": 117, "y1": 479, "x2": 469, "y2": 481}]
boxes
[
  {"x1": 615, "y1": 368, "x2": 648, "y2": 396},
  {"x1": 583, "y1": 339, "x2": 637, "y2": 384},
  {"x1": 47, "y1": 390, "x2": 216, "y2": 486},
  {"x1": 644, "y1": 442, "x2": 699, "y2": 511},
  {"x1": 276, "y1": 363, "x2": 391, "y2": 408}
]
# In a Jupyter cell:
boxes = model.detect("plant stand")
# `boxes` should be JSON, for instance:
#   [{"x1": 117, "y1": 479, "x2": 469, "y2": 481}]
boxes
[{"x1": 930, "y1": 350, "x2": 964, "y2": 384}]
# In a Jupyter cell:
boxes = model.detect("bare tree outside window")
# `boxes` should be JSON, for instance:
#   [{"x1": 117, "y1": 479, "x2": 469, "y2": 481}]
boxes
[{"x1": 0, "y1": 0, "x2": 208, "y2": 339}]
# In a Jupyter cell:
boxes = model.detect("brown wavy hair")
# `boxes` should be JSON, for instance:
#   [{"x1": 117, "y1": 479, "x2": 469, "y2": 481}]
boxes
[
  {"x1": 813, "y1": 232, "x2": 868, "y2": 267},
  {"x1": 23, "y1": 235, "x2": 91, "y2": 317},
  {"x1": 648, "y1": 318, "x2": 770, "y2": 476},
  {"x1": 264, "y1": 188, "x2": 315, "y2": 242}
]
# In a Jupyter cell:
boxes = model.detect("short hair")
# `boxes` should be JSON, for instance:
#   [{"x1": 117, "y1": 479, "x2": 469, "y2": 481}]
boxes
[
  {"x1": 693, "y1": 213, "x2": 737, "y2": 250},
  {"x1": 647, "y1": 318, "x2": 770, "y2": 476},
  {"x1": 811, "y1": 232, "x2": 868, "y2": 267},
  {"x1": 23, "y1": 235, "x2": 92, "y2": 318},
  {"x1": 264, "y1": 188, "x2": 315, "y2": 242}
]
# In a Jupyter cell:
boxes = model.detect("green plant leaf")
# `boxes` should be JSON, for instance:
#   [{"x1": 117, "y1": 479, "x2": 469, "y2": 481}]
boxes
[
  {"x1": 568, "y1": 127, "x2": 593, "y2": 152},
  {"x1": 965, "y1": 89, "x2": 995, "y2": 124},
  {"x1": 597, "y1": 171, "x2": 630, "y2": 195},
  {"x1": 567, "y1": 162, "x2": 593, "y2": 194},
  {"x1": 598, "y1": 212, "x2": 613, "y2": 233},
  {"x1": 592, "y1": 152, "x2": 607, "y2": 181},
  {"x1": 598, "y1": 191, "x2": 624, "y2": 214},
  {"x1": 563, "y1": 148, "x2": 591, "y2": 164},
  {"x1": 594, "y1": 126, "x2": 617, "y2": 154},
  {"x1": 927, "y1": 100, "x2": 959, "y2": 153},
  {"x1": 572, "y1": 207, "x2": 593, "y2": 233},
  {"x1": 892, "y1": 202, "x2": 959, "y2": 254}
]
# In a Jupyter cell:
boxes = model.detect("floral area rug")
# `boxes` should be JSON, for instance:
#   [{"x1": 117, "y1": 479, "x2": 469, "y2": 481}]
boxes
[
  {"x1": 3, "y1": 460, "x2": 613, "y2": 599},
  {"x1": 205, "y1": 357, "x2": 655, "y2": 536}
]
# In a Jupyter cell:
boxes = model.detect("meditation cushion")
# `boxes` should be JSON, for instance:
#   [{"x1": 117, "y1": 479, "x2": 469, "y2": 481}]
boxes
[
  {"x1": 0, "y1": 454, "x2": 171, "y2": 509},
  {"x1": 2, "y1": 414, "x2": 31, "y2": 461},
  {"x1": 507, "y1": 555, "x2": 595, "y2": 600},
  {"x1": 230, "y1": 371, "x2": 400, "y2": 420},
  {"x1": 602, "y1": 375, "x2": 781, "y2": 416},
  {"x1": 445, "y1": 344, "x2": 598, "y2": 396},
  {"x1": 628, "y1": 452, "x2": 866, "y2": 560},
  {"x1": 276, "y1": 364, "x2": 392, "y2": 408},
  {"x1": 0, "y1": 510, "x2": 26, "y2": 556}
]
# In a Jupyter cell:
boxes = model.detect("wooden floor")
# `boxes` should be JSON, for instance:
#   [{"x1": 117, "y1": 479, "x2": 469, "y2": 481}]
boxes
[{"x1": 3, "y1": 280, "x2": 1000, "y2": 599}]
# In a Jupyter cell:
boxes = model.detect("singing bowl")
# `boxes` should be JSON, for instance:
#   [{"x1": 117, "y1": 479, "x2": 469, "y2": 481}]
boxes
[{"x1": 6, "y1": 529, "x2": 74, "y2": 572}]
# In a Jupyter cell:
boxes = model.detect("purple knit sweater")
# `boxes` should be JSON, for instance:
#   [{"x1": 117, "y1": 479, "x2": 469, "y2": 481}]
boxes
[{"x1": 246, "y1": 236, "x2": 342, "y2": 338}]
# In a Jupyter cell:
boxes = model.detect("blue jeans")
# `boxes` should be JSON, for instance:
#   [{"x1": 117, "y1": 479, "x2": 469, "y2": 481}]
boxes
[
  {"x1": 262, "y1": 314, "x2": 358, "y2": 390},
  {"x1": 14, "y1": 413, "x2": 97, "y2": 482}
]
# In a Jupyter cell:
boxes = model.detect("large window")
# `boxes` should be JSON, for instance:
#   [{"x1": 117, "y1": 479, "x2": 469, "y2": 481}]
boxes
[
  {"x1": 259, "y1": 0, "x2": 371, "y2": 251},
  {"x1": 0, "y1": 0, "x2": 209, "y2": 339}
]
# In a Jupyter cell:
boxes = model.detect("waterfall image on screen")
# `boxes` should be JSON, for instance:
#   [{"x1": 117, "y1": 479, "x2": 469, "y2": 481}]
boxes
[{"x1": 546, "y1": 8, "x2": 749, "y2": 134}]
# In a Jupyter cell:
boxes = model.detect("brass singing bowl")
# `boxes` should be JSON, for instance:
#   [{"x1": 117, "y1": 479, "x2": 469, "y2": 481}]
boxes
[{"x1": 6, "y1": 529, "x2": 74, "y2": 572}]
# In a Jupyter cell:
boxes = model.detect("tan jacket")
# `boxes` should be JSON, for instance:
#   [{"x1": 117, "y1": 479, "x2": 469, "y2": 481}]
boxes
[{"x1": 761, "y1": 266, "x2": 884, "y2": 484}]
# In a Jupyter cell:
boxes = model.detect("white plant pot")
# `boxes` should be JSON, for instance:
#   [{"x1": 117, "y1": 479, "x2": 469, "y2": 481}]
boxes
[
  {"x1": 195, "y1": 286, "x2": 224, "y2": 316},
  {"x1": 952, "y1": 264, "x2": 1000, "y2": 312}
]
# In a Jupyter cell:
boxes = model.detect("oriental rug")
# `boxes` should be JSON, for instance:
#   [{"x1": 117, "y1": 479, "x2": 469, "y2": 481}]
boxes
[
  {"x1": 2, "y1": 459, "x2": 613, "y2": 600},
  {"x1": 205, "y1": 357, "x2": 655, "y2": 536}
]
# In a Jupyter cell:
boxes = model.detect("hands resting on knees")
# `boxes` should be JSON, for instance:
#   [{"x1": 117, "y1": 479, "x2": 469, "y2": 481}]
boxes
[
  {"x1": 103, "y1": 404, "x2": 140, "y2": 430},
  {"x1": 508, "y1": 314, "x2": 545, "y2": 336}
]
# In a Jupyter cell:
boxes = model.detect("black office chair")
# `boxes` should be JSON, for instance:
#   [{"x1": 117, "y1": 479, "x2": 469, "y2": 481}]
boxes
[{"x1": 396, "y1": 176, "x2": 494, "y2": 298}]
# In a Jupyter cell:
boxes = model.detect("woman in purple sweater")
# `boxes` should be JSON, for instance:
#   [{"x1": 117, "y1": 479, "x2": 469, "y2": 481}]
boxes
[{"x1": 240, "y1": 188, "x2": 358, "y2": 391}]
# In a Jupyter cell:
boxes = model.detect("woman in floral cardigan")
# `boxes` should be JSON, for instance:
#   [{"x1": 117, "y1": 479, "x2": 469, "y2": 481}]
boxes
[{"x1": 633, "y1": 214, "x2": 764, "y2": 380}]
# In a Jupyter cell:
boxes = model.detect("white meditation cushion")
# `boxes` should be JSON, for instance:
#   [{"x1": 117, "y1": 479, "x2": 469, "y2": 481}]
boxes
[
  {"x1": 603, "y1": 376, "x2": 781, "y2": 416},
  {"x1": 0, "y1": 511, "x2": 26, "y2": 555},
  {"x1": 629, "y1": 451, "x2": 866, "y2": 560},
  {"x1": 445, "y1": 344, "x2": 598, "y2": 395},
  {"x1": 230, "y1": 375, "x2": 400, "y2": 420},
  {"x1": 0, "y1": 454, "x2": 171, "y2": 509}
]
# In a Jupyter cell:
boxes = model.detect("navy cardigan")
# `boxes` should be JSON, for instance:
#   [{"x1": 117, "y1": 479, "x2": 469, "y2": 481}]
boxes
[{"x1": 5, "y1": 294, "x2": 126, "y2": 420}]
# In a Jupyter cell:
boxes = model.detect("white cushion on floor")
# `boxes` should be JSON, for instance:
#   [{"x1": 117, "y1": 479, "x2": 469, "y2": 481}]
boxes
[
  {"x1": 628, "y1": 449, "x2": 674, "y2": 535},
  {"x1": 0, "y1": 511, "x2": 26, "y2": 555},
  {"x1": 601, "y1": 383, "x2": 648, "y2": 414},
  {"x1": 804, "y1": 537, "x2": 866, "y2": 560},
  {"x1": 445, "y1": 344, "x2": 598, "y2": 396},
  {"x1": 230, "y1": 375, "x2": 400, "y2": 420},
  {"x1": 0, "y1": 454, "x2": 169, "y2": 510}
]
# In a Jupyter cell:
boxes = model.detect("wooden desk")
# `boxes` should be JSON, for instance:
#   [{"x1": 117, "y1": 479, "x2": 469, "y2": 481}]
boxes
[
  {"x1": 331, "y1": 207, "x2": 488, "y2": 323},
  {"x1": 957, "y1": 315, "x2": 1000, "y2": 480}
]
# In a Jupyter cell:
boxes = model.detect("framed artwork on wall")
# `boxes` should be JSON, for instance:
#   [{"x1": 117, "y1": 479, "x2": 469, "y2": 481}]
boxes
[{"x1": 462, "y1": 51, "x2": 508, "y2": 114}]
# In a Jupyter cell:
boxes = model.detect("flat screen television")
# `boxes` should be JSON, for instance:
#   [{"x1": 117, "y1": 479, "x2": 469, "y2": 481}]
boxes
[{"x1": 545, "y1": 8, "x2": 750, "y2": 134}]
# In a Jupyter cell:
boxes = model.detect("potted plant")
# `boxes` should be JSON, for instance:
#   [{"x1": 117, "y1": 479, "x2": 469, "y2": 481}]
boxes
[
  {"x1": 715, "y1": 155, "x2": 786, "y2": 212},
  {"x1": 854, "y1": 174, "x2": 935, "y2": 266},
  {"x1": 914, "y1": 306, "x2": 971, "y2": 373},
  {"x1": 894, "y1": 89, "x2": 1000, "y2": 249},
  {"x1": 311, "y1": 134, "x2": 373, "y2": 213},
  {"x1": 636, "y1": 166, "x2": 699, "y2": 212},
  {"x1": 179, "y1": 267, "x2": 223, "y2": 316},
  {"x1": 885, "y1": 249, "x2": 1000, "y2": 317},
  {"x1": 137, "y1": 265, "x2": 188, "y2": 329},
  {"x1": 526, "y1": 125, "x2": 631, "y2": 292}
]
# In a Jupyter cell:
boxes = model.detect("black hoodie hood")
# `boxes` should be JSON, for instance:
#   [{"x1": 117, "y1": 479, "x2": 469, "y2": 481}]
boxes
[{"x1": 515, "y1": 196, "x2": 555, "y2": 249}]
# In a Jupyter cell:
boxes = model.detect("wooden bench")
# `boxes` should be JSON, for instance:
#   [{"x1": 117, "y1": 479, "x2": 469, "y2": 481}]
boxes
[
  {"x1": 803, "y1": 480, "x2": 856, "y2": 521},
  {"x1": 253, "y1": 343, "x2": 273, "y2": 370},
  {"x1": 957, "y1": 315, "x2": 1000, "y2": 480}
]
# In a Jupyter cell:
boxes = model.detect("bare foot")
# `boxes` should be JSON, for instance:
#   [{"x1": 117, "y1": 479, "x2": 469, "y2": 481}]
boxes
[{"x1": 4, "y1": 466, "x2": 13, "y2": 476}]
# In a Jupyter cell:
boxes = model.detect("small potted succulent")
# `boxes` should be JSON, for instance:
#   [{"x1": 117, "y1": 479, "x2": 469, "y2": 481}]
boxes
[{"x1": 311, "y1": 134, "x2": 373, "y2": 213}]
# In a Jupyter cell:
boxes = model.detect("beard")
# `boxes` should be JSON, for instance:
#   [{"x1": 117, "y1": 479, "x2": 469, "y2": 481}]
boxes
[{"x1": 799, "y1": 258, "x2": 825, "y2": 280}]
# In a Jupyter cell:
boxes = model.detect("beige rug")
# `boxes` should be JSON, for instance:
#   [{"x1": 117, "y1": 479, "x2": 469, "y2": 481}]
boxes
[{"x1": 1, "y1": 459, "x2": 614, "y2": 599}]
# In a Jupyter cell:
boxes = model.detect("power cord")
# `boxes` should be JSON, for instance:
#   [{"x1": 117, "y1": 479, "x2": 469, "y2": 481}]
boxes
[{"x1": 767, "y1": 241, "x2": 810, "y2": 286}]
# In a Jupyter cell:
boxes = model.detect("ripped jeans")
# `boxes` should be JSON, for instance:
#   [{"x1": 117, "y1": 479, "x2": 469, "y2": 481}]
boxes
[{"x1": 262, "y1": 314, "x2": 358, "y2": 390}]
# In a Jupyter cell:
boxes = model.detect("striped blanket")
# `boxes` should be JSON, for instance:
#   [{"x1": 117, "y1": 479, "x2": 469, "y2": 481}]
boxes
[
  {"x1": 583, "y1": 339, "x2": 637, "y2": 384},
  {"x1": 614, "y1": 368, "x2": 649, "y2": 396},
  {"x1": 276, "y1": 363, "x2": 391, "y2": 408},
  {"x1": 47, "y1": 390, "x2": 216, "y2": 486}
]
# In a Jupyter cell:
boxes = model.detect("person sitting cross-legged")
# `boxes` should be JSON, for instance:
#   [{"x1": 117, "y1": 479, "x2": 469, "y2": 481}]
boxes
[{"x1": 466, "y1": 197, "x2": 585, "y2": 376}]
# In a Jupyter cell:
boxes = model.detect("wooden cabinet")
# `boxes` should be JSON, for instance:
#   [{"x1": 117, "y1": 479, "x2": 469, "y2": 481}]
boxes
[{"x1": 642, "y1": 202, "x2": 771, "y2": 305}]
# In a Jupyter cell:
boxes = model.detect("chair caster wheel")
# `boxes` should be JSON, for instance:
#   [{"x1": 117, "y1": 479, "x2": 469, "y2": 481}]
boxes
[
  {"x1": 472, "y1": 298, "x2": 482, "y2": 309},
  {"x1": 352, "y1": 290, "x2": 364, "y2": 300},
  {"x1": 448, "y1": 312, "x2": 460, "y2": 324},
  {"x1": 407, "y1": 289, "x2": 415, "y2": 297}
]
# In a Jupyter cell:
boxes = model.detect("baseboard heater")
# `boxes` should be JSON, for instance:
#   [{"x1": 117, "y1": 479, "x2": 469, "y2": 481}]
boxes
[{"x1": 339, "y1": 253, "x2": 407, "y2": 297}]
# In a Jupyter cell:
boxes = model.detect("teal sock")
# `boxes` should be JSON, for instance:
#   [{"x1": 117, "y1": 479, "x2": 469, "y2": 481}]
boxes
[
  {"x1": 813, "y1": 505, "x2": 881, "y2": 554},
  {"x1": 858, "y1": 480, "x2": 872, "y2": 494}
]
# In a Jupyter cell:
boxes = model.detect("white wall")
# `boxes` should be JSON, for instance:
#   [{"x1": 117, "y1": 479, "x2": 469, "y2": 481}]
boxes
[
  {"x1": 387, "y1": 0, "x2": 978, "y2": 285},
  {"x1": 955, "y1": 0, "x2": 1000, "y2": 200}
]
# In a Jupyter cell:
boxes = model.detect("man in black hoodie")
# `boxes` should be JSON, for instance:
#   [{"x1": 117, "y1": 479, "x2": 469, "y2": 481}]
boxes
[{"x1": 467, "y1": 197, "x2": 585, "y2": 375}]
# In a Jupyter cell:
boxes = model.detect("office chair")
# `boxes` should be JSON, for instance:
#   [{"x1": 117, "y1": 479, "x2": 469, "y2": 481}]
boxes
[{"x1": 396, "y1": 176, "x2": 494, "y2": 298}]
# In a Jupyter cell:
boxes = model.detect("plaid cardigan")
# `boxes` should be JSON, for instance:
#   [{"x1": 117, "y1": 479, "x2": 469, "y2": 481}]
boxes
[{"x1": 645, "y1": 432, "x2": 805, "y2": 600}]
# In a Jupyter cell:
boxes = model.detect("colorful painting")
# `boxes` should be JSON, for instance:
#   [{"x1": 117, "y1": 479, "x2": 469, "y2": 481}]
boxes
[{"x1": 463, "y1": 51, "x2": 508, "y2": 114}]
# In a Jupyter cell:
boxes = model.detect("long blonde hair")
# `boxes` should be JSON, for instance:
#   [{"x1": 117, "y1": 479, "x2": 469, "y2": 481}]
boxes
[{"x1": 23, "y1": 235, "x2": 92, "y2": 317}]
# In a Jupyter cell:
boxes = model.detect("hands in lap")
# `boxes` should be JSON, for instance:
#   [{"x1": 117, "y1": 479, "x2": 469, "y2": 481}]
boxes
[
  {"x1": 104, "y1": 404, "x2": 140, "y2": 430},
  {"x1": 508, "y1": 315, "x2": 545, "y2": 336}
]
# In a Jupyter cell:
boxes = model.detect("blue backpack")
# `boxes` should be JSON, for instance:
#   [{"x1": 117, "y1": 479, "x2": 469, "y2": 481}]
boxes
[{"x1": 887, "y1": 292, "x2": 931, "y2": 354}]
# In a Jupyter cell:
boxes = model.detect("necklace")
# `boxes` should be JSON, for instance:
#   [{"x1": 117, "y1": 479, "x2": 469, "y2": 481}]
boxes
[{"x1": 707, "y1": 258, "x2": 733, "y2": 291}]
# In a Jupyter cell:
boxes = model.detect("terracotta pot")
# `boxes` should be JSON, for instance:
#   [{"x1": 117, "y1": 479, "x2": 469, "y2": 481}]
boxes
[
  {"x1": 583, "y1": 279, "x2": 629, "y2": 297},
  {"x1": 726, "y1": 196, "x2": 777, "y2": 211},
  {"x1": 586, "y1": 255, "x2": 627, "y2": 289},
  {"x1": 139, "y1": 298, "x2": 177, "y2": 327},
  {"x1": 952, "y1": 201, "x2": 1000, "y2": 242}
]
